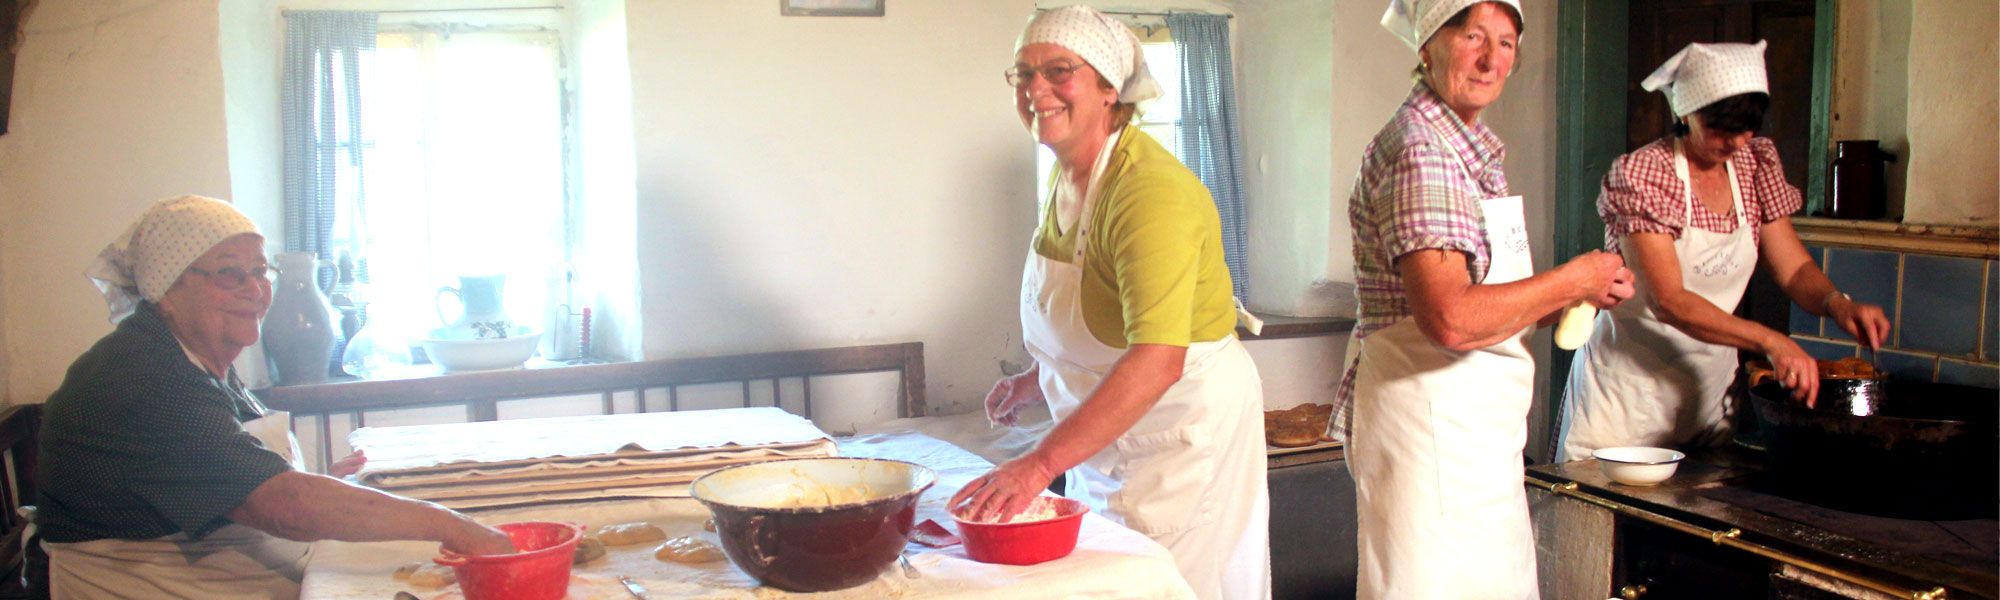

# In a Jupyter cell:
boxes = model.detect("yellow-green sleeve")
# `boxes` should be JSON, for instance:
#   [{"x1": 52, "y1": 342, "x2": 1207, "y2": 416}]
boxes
[{"x1": 1101, "y1": 174, "x2": 1208, "y2": 347}]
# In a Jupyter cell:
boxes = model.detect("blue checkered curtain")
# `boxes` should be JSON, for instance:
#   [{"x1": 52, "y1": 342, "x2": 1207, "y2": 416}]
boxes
[
  {"x1": 282, "y1": 11, "x2": 375, "y2": 287},
  {"x1": 1165, "y1": 13, "x2": 1249, "y2": 300}
]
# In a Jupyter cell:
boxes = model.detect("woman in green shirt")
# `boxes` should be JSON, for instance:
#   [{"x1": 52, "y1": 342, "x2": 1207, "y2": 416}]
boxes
[{"x1": 949, "y1": 7, "x2": 1269, "y2": 599}]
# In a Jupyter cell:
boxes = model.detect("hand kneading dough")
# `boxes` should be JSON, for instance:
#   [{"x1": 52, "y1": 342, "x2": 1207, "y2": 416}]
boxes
[
  {"x1": 597, "y1": 522, "x2": 667, "y2": 546},
  {"x1": 655, "y1": 536, "x2": 725, "y2": 563},
  {"x1": 407, "y1": 564, "x2": 456, "y2": 589},
  {"x1": 573, "y1": 536, "x2": 607, "y2": 564}
]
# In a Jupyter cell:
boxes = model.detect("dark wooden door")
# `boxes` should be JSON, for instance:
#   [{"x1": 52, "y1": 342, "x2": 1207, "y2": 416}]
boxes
[{"x1": 1627, "y1": 0, "x2": 1819, "y2": 191}]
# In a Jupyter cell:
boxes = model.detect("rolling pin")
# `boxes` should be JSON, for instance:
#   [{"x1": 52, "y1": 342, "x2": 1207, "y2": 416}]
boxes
[{"x1": 1554, "y1": 302, "x2": 1596, "y2": 350}]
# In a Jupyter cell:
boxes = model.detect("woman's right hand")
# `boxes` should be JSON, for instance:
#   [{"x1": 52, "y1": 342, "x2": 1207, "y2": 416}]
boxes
[
  {"x1": 1563, "y1": 251, "x2": 1636, "y2": 309},
  {"x1": 440, "y1": 516, "x2": 517, "y2": 556},
  {"x1": 984, "y1": 366, "x2": 1044, "y2": 427},
  {"x1": 1762, "y1": 334, "x2": 1821, "y2": 408}
]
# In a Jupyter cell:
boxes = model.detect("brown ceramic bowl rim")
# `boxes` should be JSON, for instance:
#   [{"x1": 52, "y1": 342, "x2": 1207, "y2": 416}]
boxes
[{"x1": 689, "y1": 456, "x2": 937, "y2": 514}]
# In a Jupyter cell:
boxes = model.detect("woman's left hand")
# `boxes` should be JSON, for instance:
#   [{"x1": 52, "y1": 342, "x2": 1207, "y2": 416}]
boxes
[
  {"x1": 328, "y1": 450, "x2": 367, "y2": 478},
  {"x1": 1827, "y1": 294, "x2": 1892, "y2": 349},
  {"x1": 948, "y1": 455, "x2": 1058, "y2": 523}
]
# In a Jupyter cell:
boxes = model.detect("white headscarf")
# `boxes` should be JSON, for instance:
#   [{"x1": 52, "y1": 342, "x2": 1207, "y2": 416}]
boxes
[
  {"x1": 1380, "y1": 0, "x2": 1524, "y2": 52},
  {"x1": 86, "y1": 195, "x2": 263, "y2": 323},
  {"x1": 1641, "y1": 41, "x2": 1770, "y2": 117},
  {"x1": 1018, "y1": 5, "x2": 1161, "y2": 104}
]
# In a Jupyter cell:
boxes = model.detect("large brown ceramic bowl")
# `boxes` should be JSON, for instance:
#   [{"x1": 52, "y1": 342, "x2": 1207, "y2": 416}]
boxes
[{"x1": 689, "y1": 457, "x2": 936, "y2": 592}]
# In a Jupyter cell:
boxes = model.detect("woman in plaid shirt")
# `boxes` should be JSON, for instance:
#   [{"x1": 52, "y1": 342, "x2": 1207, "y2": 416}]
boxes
[
  {"x1": 1337, "y1": 1, "x2": 1634, "y2": 597},
  {"x1": 1557, "y1": 42, "x2": 1891, "y2": 462}
]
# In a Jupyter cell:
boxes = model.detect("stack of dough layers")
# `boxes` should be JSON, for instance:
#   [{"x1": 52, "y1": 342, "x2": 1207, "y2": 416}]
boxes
[{"x1": 348, "y1": 407, "x2": 836, "y2": 510}]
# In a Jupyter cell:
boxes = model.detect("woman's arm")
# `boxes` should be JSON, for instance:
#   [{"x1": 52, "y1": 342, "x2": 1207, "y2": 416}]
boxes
[
  {"x1": 1622, "y1": 231, "x2": 1820, "y2": 403},
  {"x1": 1759, "y1": 217, "x2": 1890, "y2": 348},
  {"x1": 1400, "y1": 249, "x2": 1634, "y2": 351},
  {"x1": 228, "y1": 471, "x2": 516, "y2": 555},
  {"x1": 950, "y1": 344, "x2": 1185, "y2": 521}
]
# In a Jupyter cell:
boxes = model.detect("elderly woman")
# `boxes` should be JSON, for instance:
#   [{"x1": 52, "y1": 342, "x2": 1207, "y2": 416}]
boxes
[
  {"x1": 37, "y1": 195, "x2": 514, "y2": 599},
  {"x1": 1557, "y1": 42, "x2": 1891, "y2": 461},
  {"x1": 1334, "y1": 1, "x2": 1634, "y2": 596},
  {"x1": 950, "y1": 6, "x2": 1269, "y2": 598}
]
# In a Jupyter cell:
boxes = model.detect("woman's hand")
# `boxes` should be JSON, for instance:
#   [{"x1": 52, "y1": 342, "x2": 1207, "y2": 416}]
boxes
[
  {"x1": 1826, "y1": 294, "x2": 1891, "y2": 350},
  {"x1": 1563, "y1": 251, "x2": 1637, "y2": 310},
  {"x1": 439, "y1": 516, "x2": 517, "y2": 556},
  {"x1": 328, "y1": 450, "x2": 367, "y2": 478},
  {"x1": 984, "y1": 367, "x2": 1044, "y2": 427},
  {"x1": 1762, "y1": 334, "x2": 1821, "y2": 408},
  {"x1": 948, "y1": 454, "x2": 1058, "y2": 523}
]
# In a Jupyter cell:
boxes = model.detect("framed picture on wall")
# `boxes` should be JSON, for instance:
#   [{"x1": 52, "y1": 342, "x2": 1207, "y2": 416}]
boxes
[{"x1": 780, "y1": 0, "x2": 884, "y2": 17}]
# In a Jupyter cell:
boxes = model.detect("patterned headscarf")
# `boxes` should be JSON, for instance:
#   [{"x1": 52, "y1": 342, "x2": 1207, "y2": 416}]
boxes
[
  {"x1": 1380, "y1": 0, "x2": 1524, "y2": 52},
  {"x1": 87, "y1": 195, "x2": 263, "y2": 323},
  {"x1": 1017, "y1": 5, "x2": 1161, "y2": 104},
  {"x1": 1642, "y1": 41, "x2": 1770, "y2": 117}
]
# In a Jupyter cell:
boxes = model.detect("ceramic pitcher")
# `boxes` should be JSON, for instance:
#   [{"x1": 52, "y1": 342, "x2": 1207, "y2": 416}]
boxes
[
  {"x1": 436, "y1": 274, "x2": 512, "y2": 339},
  {"x1": 263, "y1": 252, "x2": 338, "y2": 385}
]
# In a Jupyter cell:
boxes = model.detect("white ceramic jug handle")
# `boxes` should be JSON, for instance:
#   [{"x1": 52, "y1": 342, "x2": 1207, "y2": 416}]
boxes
[{"x1": 436, "y1": 286, "x2": 462, "y2": 328}]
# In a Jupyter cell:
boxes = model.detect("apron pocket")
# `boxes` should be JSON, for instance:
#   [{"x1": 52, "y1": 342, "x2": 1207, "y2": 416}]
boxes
[{"x1": 1107, "y1": 426, "x2": 1219, "y2": 536}]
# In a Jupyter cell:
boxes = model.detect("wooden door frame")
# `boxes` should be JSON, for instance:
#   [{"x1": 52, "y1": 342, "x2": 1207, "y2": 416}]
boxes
[{"x1": 1546, "y1": 0, "x2": 1839, "y2": 460}]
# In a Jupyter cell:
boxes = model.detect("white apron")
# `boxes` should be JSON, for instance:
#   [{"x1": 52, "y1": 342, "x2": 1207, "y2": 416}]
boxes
[
  {"x1": 1020, "y1": 167, "x2": 1270, "y2": 600},
  {"x1": 50, "y1": 396, "x2": 312, "y2": 600},
  {"x1": 1557, "y1": 141, "x2": 1756, "y2": 462},
  {"x1": 1348, "y1": 194, "x2": 1540, "y2": 600}
]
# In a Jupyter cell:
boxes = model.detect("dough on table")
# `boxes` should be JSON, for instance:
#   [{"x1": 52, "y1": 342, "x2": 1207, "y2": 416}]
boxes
[
  {"x1": 392, "y1": 562, "x2": 422, "y2": 581},
  {"x1": 573, "y1": 535, "x2": 607, "y2": 565},
  {"x1": 597, "y1": 522, "x2": 667, "y2": 546},
  {"x1": 406, "y1": 563, "x2": 457, "y2": 589},
  {"x1": 654, "y1": 536, "x2": 725, "y2": 563}
]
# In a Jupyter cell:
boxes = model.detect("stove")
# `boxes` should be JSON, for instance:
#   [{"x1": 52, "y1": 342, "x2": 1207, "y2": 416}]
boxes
[{"x1": 1528, "y1": 446, "x2": 1998, "y2": 599}]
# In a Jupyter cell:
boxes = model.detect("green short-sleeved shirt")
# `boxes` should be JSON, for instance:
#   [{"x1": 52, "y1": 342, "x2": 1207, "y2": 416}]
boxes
[
  {"x1": 36, "y1": 302, "x2": 292, "y2": 543},
  {"x1": 1032, "y1": 128, "x2": 1238, "y2": 348}
]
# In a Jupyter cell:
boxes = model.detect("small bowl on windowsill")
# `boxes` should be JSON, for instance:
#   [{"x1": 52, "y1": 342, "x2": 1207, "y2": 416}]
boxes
[
  {"x1": 417, "y1": 326, "x2": 541, "y2": 372},
  {"x1": 1592, "y1": 446, "x2": 1686, "y2": 486}
]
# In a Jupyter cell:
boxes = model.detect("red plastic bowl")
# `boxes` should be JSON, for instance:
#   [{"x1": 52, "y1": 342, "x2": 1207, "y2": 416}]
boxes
[
  {"x1": 952, "y1": 496, "x2": 1088, "y2": 565},
  {"x1": 434, "y1": 521, "x2": 582, "y2": 600}
]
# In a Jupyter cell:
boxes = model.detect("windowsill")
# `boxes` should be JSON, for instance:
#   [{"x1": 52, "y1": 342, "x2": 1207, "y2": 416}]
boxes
[
  {"x1": 1239, "y1": 313, "x2": 1355, "y2": 341},
  {"x1": 269, "y1": 357, "x2": 614, "y2": 389},
  {"x1": 1792, "y1": 216, "x2": 1998, "y2": 258}
]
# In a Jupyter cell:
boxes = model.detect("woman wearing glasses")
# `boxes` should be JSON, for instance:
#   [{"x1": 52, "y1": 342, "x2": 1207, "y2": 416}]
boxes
[
  {"x1": 37, "y1": 195, "x2": 513, "y2": 599},
  {"x1": 949, "y1": 6, "x2": 1268, "y2": 598}
]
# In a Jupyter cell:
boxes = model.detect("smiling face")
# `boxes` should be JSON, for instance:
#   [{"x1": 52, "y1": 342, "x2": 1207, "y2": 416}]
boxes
[
  {"x1": 157, "y1": 234, "x2": 273, "y2": 369},
  {"x1": 1420, "y1": 2, "x2": 1520, "y2": 123},
  {"x1": 1013, "y1": 43, "x2": 1118, "y2": 162},
  {"x1": 1682, "y1": 113, "x2": 1756, "y2": 167}
]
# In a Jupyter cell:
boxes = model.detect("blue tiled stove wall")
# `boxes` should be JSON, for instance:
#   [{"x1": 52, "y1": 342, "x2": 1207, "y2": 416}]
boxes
[{"x1": 1789, "y1": 245, "x2": 2000, "y2": 389}]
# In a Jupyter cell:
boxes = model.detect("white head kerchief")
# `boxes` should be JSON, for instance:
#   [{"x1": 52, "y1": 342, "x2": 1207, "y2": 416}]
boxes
[
  {"x1": 1381, "y1": 0, "x2": 1523, "y2": 52},
  {"x1": 1642, "y1": 41, "x2": 1770, "y2": 117},
  {"x1": 86, "y1": 195, "x2": 263, "y2": 323},
  {"x1": 1018, "y1": 5, "x2": 1161, "y2": 104}
]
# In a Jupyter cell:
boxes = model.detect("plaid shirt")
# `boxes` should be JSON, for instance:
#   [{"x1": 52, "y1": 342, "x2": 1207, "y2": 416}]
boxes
[
  {"x1": 1330, "y1": 83, "x2": 1511, "y2": 439},
  {"x1": 1599, "y1": 137, "x2": 1802, "y2": 253}
]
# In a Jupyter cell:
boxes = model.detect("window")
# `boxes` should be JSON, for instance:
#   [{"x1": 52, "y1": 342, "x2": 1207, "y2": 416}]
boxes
[
  {"x1": 334, "y1": 24, "x2": 572, "y2": 372},
  {"x1": 1035, "y1": 40, "x2": 1183, "y2": 195}
]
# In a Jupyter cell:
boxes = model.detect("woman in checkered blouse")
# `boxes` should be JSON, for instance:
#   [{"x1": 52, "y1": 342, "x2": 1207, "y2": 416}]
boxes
[
  {"x1": 1337, "y1": 1, "x2": 1637, "y2": 597},
  {"x1": 1556, "y1": 42, "x2": 1892, "y2": 462}
]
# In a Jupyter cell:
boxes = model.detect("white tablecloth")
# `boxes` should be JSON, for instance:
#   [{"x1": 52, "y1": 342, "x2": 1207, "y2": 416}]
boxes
[{"x1": 300, "y1": 430, "x2": 1196, "y2": 599}]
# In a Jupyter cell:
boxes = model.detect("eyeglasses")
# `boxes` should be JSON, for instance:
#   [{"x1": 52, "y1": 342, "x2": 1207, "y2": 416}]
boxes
[
  {"x1": 1005, "y1": 61, "x2": 1088, "y2": 88},
  {"x1": 186, "y1": 264, "x2": 279, "y2": 290}
]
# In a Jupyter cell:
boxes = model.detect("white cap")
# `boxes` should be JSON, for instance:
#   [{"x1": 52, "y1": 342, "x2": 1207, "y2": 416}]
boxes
[
  {"x1": 1641, "y1": 41, "x2": 1770, "y2": 117},
  {"x1": 86, "y1": 195, "x2": 262, "y2": 323},
  {"x1": 1380, "y1": 0, "x2": 1523, "y2": 52},
  {"x1": 1018, "y1": 5, "x2": 1161, "y2": 104}
]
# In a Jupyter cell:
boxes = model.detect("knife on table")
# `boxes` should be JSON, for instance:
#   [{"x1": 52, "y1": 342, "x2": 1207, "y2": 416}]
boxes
[{"x1": 618, "y1": 575, "x2": 652, "y2": 599}]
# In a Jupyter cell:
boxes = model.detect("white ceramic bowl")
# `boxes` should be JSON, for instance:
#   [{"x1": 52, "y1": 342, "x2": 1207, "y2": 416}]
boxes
[
  {"x1": 418, "y1": 327, "x2": 541, "y2": 372},
  {"x1": 1592, "y1": 446, "x2": 1686, "y2": 486}
]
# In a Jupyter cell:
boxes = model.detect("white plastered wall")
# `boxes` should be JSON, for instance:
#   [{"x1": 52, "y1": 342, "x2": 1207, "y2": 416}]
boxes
[{"x1": 1900, "y1": 0, "x2": 1997, "y2": 226}]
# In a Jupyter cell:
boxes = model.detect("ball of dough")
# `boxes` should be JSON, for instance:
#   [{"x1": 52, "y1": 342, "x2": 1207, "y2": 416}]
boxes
[
  {"x1": 654, "y1": 536, "x2": 725, "y2": 564},
  {"x1": 572, "y1": 536, "x2": 607, "y2": 565},
  {"x1": 407, "y1": 564, "x2": 457, "y2": 589},
  {"x1": 596, "y1": 522, "x2": 667, "y2": 546}
]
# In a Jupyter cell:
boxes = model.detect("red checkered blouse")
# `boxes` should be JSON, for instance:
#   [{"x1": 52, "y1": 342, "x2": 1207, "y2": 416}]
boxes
[{"x1": 1598, "y1": 137, "x2": 1802, "y2": 253}]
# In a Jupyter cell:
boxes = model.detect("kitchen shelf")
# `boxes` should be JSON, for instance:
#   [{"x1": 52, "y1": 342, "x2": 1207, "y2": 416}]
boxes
[{"x1": 1793, "y1": 216, "x2": 1998, "y2": 258}]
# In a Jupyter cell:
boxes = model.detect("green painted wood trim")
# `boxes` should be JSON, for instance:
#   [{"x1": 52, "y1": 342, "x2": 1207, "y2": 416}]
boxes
[
  {"x1": 1805, "y1": 0, "x2": 1837, "y2": 215},
  {"x1": 1549, "y1": 0, "x2": 1627, "y2": 462}
]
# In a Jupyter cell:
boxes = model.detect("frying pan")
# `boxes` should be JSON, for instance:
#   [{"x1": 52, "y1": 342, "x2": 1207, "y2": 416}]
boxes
[{"x1": 1744, "y1": 369, "x2": 1997, "y2": 519}]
